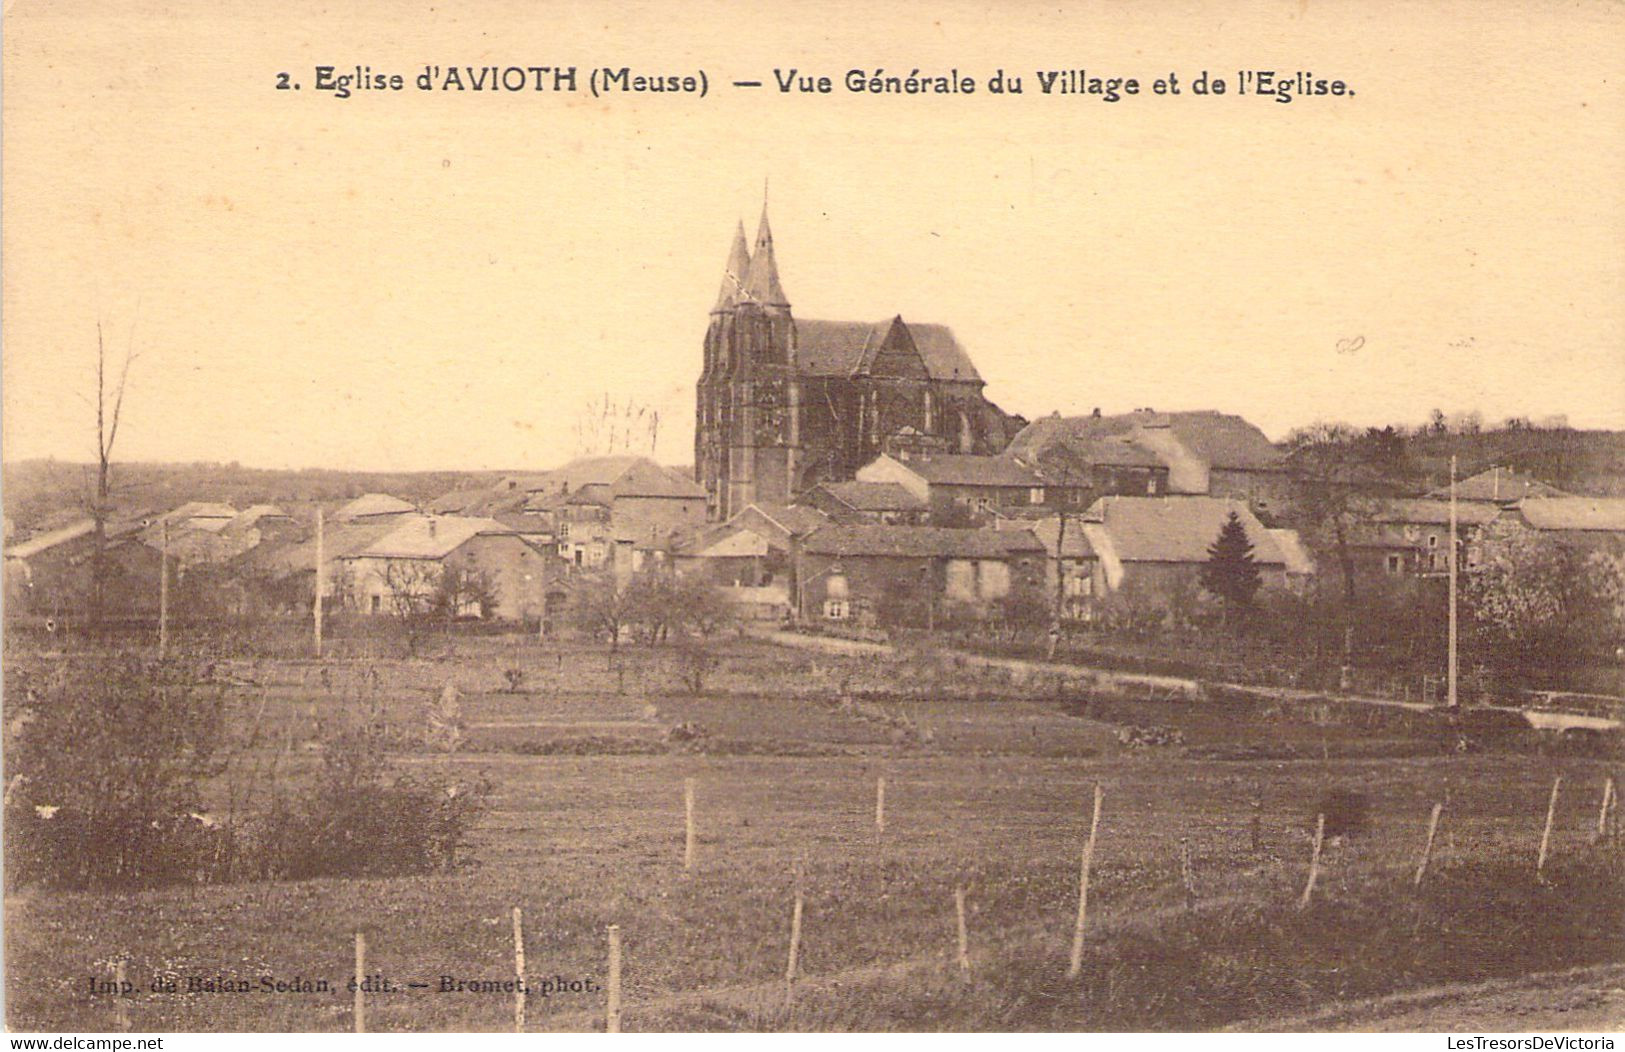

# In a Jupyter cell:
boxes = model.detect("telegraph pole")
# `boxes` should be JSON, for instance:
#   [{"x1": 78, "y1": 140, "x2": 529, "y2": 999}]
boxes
[
  {"x1": 1447, "y1": 455, "x2": 1458, "y2": 709},
  {"x1": 314, "y1": 507, "x2": 325, "y2": 659},
  {"x1": 157, "y1": 518, "x2": 170, "y2": 657}
]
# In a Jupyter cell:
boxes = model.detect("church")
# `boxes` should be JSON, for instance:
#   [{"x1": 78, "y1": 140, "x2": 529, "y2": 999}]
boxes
[{"x1": 695, "y1": 208, "x2": 1024, "y2": 521}]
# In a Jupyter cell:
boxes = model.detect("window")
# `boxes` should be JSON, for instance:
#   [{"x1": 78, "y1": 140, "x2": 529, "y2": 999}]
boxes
[
  {"x1": 823, "y1": 598, "x2": 849, "y2": 621},
  {"x1": 370, "y1": 595, "x2": 382, "y2": 613},
  {"x1": 1428, "y1": 534, "x2": 1438, "y2": 548},
  {"x1": 1386, "y1": 554, "x2": 1404, "y2": 575},
  {"x1": 1146, "y1": 477, "x2": 1158, "y2": 495}
]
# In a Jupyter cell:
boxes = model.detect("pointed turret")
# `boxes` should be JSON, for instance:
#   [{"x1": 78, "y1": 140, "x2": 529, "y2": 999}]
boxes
[
  {"x1": 711, "y1": 220, "x2": 752, "y2": 313},
  {"x1": 742, "y1": 204, "x2": 790, "y2": 308}
]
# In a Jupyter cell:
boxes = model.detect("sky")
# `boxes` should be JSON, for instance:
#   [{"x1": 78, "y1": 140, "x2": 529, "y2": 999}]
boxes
[{"x1": 4, "y1": 0, "x2": 1623, "y2": 472}]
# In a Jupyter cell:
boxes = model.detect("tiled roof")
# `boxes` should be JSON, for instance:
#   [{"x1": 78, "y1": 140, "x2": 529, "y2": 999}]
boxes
[
  {"x1": 523, "y1": 457, "x2": 705, "y2": 500},
  {"x1": 1371, "y1": 499, "x2": 1501, "y2": 527},
  {"x1": 815, "y1": 481, "x2": 928, "y2": 512},
  {"x1": 1429, "y1": 467, "x2": 1569, "y2": 503},
  {"x1": 351, "y1": 517, "x2": 513, "y2": 561},
  {"x1": 243, "y1": 520, "x2": 405, "y2": 577},
  {"x1": 802, "y1": 524, "x2": 1045, "y2": 559},
  {"x1": 1008, "y1": 411, "x2": 1285, "y2": 472},
  {"x1": 895, "y1": 454, "x2": 1043, "y2": 488},
  {"x1": 1514, "y1": 497, "x2": 1625, "y2": 532},
  {"x1": 5, "y1": 520, "x2": 95, "y2": 559},
  {"x1": 1009, "y1": 516, "x2": 1096, "y2": 559},
  {"x1": 1082, "y1": 496, "x2": 1286, "y2": 565},
  {"x1": 795, "y1": 319, "x2": 983, "y2": 383},
  {"x1": 742, "y1": 501, "x2": 829, "y2": 536},
  {"x1": 337, "y1": 493, "x2": 417, "y2": 520}
]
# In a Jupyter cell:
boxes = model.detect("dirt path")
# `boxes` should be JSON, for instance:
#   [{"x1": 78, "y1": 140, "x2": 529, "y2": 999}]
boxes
[{"x1": 1230, "y1": 962, "x2": 1625, "y2": 1032}]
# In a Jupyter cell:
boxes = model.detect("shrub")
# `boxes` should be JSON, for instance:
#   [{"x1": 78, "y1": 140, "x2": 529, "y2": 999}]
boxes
[
  {"x1": 4, "y1": 657, "x2": 231, "y2": 890},
  {"x1": 257, "y1": 727, "x2": 491, "y2": 881}
]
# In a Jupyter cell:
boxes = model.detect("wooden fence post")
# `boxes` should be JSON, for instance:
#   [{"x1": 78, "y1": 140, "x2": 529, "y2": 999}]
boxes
[
  {"x1": 784, "y1": 880, "x2": 804, "y2": 1014},
  {"x1": 1067, "y1": 783, "x2": 1104, "y2": 979},
  {"x1": 1414, "y1": 803, "x2": 1443, "y2": 888},
  {"x1": 512, "y1": 907, "x2": 526, "y2": 1033},
  {"x1": 955, "y1": 885, "x2": 971, "y2": 981},
  {"x1": 1298, "y1": 814, "x2": 1325, "y2": 911},
  {"x1": 1596, "y1": 777, "x2": 1615, "y2": 842},
  {"x1": 606, "y1": 924, "x2": 622, "y2": 1034},
  {"x1": 683, "y1": 777, "x2": 696, "y2": 872},
  {"x1": 1179, "y1": 838, "x2": 1196, "y2": 911},
  {"x1": 353, "y1": 932, "x2": 366, "y2": 1033},
  {"x1": 875, "y1": 776, "x2": 886, "y2": 839},
  {"x1": 1537, "y1": 775, "x2": 1562, "y2": 880},
  {"x1": 113, "y1": 959, "x2": 129, "y2": 1033}
]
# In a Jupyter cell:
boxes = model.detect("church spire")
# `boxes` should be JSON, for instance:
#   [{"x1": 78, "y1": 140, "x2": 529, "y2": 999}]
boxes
[
  {"x1": 742, "y1": 202, "x2": 790, "y2": 308},
  {"x1": 712, "y1": 220, "x2": 751, "y2": 313}
]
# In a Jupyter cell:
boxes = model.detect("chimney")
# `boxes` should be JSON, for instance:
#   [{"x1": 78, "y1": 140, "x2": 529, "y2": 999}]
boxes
[{"x1": 428, "y1": 519, "x2": 437, "y2": 539}]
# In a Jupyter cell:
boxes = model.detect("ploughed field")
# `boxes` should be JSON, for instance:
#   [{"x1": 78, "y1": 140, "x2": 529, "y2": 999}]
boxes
[{"x1": 5, "y1": 638, "x2": 1621, "y2": 1032}]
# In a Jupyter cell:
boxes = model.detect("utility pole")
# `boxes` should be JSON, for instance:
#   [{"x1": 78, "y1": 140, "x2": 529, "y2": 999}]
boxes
[
  {"x1": 1447, "y1": 455, "x2": 1458, "y2": 709},
  {"x1": 312, "y1": 507, "x2": 321, "y2": 656},
  {"x1": 157, "y1": 518, "x2": 170, "y2": 657}
]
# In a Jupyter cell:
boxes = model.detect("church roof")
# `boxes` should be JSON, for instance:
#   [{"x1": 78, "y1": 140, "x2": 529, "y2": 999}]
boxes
[
  {"x1": 713, "y1": 220, "x2": 752, "y2": 312},
  {"x1": 795, "y1": 319, "x2": 983, "y2": 383},
  {"x1": 742, "y1": 206, "x2": 789, "y2": 307}
]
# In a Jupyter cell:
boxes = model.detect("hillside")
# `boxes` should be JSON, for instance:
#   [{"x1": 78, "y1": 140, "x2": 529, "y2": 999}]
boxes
[
  {"x1": 1402, "y1": 428, "x2": 1625, "y2": 496},
  {"x1": 0, "y1": 460, "x2": 505, "y2": 533}
]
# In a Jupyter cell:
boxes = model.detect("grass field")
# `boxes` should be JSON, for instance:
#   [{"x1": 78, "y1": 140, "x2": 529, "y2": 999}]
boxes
[{"x1": 4, "y1": 636, "x2": 1621, "y2": 1032}]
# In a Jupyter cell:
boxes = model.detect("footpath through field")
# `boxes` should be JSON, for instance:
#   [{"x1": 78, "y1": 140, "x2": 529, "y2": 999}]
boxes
[
  {"x1": 1225, "y1": 961, "x2": 1625, "y2": 1032},
  {"x1": 756, "y1": 630, "x2": 1622, "y2": 731}
]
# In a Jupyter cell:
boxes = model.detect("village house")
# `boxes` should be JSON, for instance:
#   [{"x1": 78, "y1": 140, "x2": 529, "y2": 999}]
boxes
[
  {"x1": 669, "y1": 507, "x2": 825, "y2": 604},
  {"x1": 1427, "y1": 466, "x2": 1570, "y2": 506},
  {"x1": 1499, "y1": 496, "x2": 1625, "y2": 554},
  {"x1": 1004, "y1": 409, "x2": 1290, "y2": 517},
  {"x1": 3, "y1": 516, "x2": 162, "y2": 622},
  {"x1": 157, "y1": 501, "x2": 238, "y2": 532},
  {"x1": 1074, "y1": 495, "x2": 1296, "y2": 610},
  {"x1": 233, "y1": 516, "x2": 408, "y2": 615},
  {"x1": 339, "y1": 515, "x2": 551, "y2": 621},
  {"x1": 792, "y1": 523, "x2": 1045, "y2": 624},
  {"x1": 335, "y1": 493, "x2": 418, "y2": 523},
  {"x1": 519, "y1": 456, "x2": 708, "y2": 573},
  {"x1": 1353, "y1": 498, "x2": 1500, "y2": 582},
  {"x1": 993, "y1": 514, "x2": 1099, "y2": 621},
  {"x1": 801, "y1": 481, "x2": 929, "y2": 524},
  {"x1": 855, "y1": 452, "x2": 1047, "y2": 523}
]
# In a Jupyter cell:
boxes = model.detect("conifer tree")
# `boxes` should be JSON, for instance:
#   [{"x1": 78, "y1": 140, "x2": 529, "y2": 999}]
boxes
[{"x1": 1201, "y1": 511, "x2": 1262, "y2": 611}]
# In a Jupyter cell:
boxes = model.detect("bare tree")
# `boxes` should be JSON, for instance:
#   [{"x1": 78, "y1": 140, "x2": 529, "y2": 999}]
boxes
[
  {"x1": 573, "y1": 392, "x2": 660, "y2": 456},
  {"x1": 1029, "y1": 440, "x2": 1097, "y2": 658},
  {"x1": 85, "y1": 321, "x2": 140, "y2": 627}
]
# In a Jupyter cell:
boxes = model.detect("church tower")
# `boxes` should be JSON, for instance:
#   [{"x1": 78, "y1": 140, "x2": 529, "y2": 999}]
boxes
[{"x1": 696, "y1": 205, "x2": 801, "y2": 521}]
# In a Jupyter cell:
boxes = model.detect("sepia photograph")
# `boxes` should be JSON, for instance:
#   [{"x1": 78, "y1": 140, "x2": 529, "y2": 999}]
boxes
[{"x1": 2, "y1": 0, "x2": 1622, "y2": 1037}]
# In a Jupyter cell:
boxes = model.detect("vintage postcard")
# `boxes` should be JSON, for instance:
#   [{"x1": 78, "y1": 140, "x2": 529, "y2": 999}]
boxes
[{"x1": 3, "y1": 0, "x2": 1623, "y2": 1038}]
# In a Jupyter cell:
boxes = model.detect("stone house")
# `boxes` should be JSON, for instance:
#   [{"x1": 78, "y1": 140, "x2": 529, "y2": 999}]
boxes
[
  {"x1": 792, "y1": 524, "x2": 1045, "y2": 624},
  {"x1": 855, "y1": 453, "x2": 1047, "y2": 523},
  {"x1": 338, "y1": 516, "x2": 552, "y2": 621},
  {"x1": 1076, "y1": 496, "x2": 1294, "y2": 610},
  {"x1": 801, "y1": 481, "x2": 929, "y2": 525}
]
